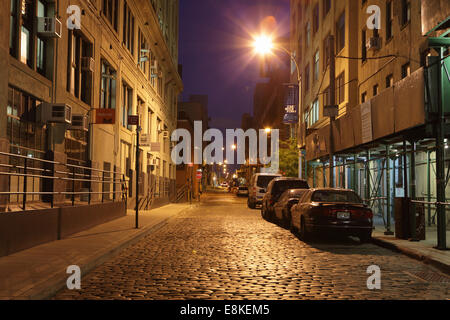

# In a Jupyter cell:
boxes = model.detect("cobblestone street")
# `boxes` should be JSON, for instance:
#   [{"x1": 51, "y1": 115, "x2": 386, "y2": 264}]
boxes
[{"x1": 54, "y1": 192, "x2": 449, "y2": 300}]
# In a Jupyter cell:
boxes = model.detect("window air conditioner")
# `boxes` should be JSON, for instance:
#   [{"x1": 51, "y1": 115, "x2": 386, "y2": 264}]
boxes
[
  {"x1": 37, "y1": 103, "x2": 72, "y2": 124},
  {"x1": 81, "y1": 57, "x2": 95, "y2": 73},
  {"x1": 37, "y1": 17, "x2": 62, "y2": 38},
  {"x1": 163, "y1": 130, "x2": 170, "y2": 139},
  {"x1": 366, "y1": 37, "x2": 381, "y2": 51},
  {"x1": 69, "y1": 114, "x2": 89, "y2": 131}
]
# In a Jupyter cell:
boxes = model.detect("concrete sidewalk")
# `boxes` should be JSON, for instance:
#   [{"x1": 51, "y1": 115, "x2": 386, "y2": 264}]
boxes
[
  {"x1": 0, "y1": 203, "x2": 195, "y2": 300},
  {"x1": 372, "y1": 222, "x2": 450, "y2": 275}
]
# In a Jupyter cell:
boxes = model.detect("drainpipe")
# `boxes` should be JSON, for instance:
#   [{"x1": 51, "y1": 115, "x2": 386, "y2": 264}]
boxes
[{"x1": 409, "y1": 141, "x2": 418, "y2": 241}]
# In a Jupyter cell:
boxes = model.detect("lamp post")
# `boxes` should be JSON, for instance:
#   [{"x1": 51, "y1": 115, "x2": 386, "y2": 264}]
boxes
[{"x1": 253, "y1": 35, "x2": 303, "y2": 179}]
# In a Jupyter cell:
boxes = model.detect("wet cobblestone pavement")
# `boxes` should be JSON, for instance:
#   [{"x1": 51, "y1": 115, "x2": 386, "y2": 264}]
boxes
[{"x1": 54, "y1": 192, "x2": 449, "y2": 300}]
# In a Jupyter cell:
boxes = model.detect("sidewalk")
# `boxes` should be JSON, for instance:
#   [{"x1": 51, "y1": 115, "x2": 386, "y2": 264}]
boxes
[
  {"x1": 0, "y1": 203, "x2": 195, "y2": 300},
  {"x1": 372, "y1": 217, "x2": 450, "y2": 275}
]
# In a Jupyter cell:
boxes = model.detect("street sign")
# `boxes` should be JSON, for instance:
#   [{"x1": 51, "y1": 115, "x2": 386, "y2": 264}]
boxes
[
  {"x1": 140, "y1": 134, "x2": 151, "y2": 147},
  {"x1": 95, "y1": 109, "x2": 116, "y2": 124},
  {"x1": 128, "y1": 115, "x2": 139, "y2": 126}
]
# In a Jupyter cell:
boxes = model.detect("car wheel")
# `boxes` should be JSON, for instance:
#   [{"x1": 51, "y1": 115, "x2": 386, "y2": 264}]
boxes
[
  {"x1": 299, "y1": 218, "x2": 309, "y2": 241},
  {"x1": 248, "y1": 198, "x2": 256, "y2": 209},
  {"x1": 261, "y1": 204, "x2": 266, "y2": 219},
  {"x1": 359, "y1": 232, "x2": 372, "y2": 243}
]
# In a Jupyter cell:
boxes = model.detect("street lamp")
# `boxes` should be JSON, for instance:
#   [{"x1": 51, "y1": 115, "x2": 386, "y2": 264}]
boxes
[{"x1": 253, "y1": 34, "x2": 303, "y2": 179}]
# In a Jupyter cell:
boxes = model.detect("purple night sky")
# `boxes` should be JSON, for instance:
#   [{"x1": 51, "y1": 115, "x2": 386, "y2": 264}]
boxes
[{"x1": 179, "y1": 0, "x2": 290, "y2": 131}]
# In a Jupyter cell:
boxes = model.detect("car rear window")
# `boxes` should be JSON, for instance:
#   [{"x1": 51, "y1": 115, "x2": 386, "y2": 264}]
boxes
[
  {"x1": 256, "y1": 175, "x2": 279, "y2": 188},
  {"x1": 274, "y1": 180, "x2": 309, "y2": 193},
  {"x1": 311, "y1": 190, "x2": 362, "y2": 203}
]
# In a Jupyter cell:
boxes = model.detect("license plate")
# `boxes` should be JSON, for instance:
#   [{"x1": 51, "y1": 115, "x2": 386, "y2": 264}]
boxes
[{"x1": 337, "y1": 211, "x2": 350, "y2": 219}]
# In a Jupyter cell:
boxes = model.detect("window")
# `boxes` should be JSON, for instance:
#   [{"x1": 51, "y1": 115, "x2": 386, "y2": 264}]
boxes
[
  {"x1": 323, "y1": 0, "x2": 331, "y2": 18},
  {"x1": 401, "y1": 63, "x2": 411, "y2": 79},
  {"x1": 313, "y1": 50, "x2": 320, "y2": 82},
  {"x1": 20, "y1": 0, "x2": 34, "y2": 67},
  {"x1": 336, "y1": 72, "x2": 345, "y2": 104},
  {"x1": 304, "y1": 64, "x2": 310, "y2": 92},
  {"x1": 373, "y1": 84, "x2": 379, "y2": 96},
  {"x1": 336, "y1": 12, "x2": 345, "y2": 52},
  {"x1": 123, "y1": 1, "x2": 135, "y2": 55},
  {"x1": 313, "y1": 4, "x2": 319, "y2": 34},
  {"x1": 102, "y1": 0, "x2": 119, "y2": 31},
  {"x1": 10, "y1": 0, "x2": 18, "y2": 56},
  {"x1": 100, "y1": 60, "x2": 116, "y2": 109},
  {"x1": 401, "y1": 0, "x2": 411, "y2": 26},
  {"x1": 309, "y1": 99, "x2": 319, "y2": 127},
  {"x1": 386, "y1": 1, "x2": 393, "y2": 40},
  {"x1": 6, "y1": 86, "x2": 46, "y2": 157},
  {"x1": 122, "y1": 82, "x2": 133, "y2": 130},
  {"x1": 67, "y1": 31, "x2": 93, "y2": 105},
  {"x1": 361, "y1": 92, "x2": 367, "y2": 103},
  {"x1": 137, "y1": 28, "x2": 148, "y2": 74},
  {"x1": 148, "y1": 109, "x2": 154, "y2": 138},
  {"x1": 386, "y1": 74, "x2": 394, "y2": 88},
  {"x1": 361, "y1": 30, "x2": 367, "y2": 62}
]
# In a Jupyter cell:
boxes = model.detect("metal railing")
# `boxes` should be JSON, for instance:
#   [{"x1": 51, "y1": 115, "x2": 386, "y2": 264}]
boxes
[{"x1": 0, "y1": 151, "x2": 128, "y2": 211}]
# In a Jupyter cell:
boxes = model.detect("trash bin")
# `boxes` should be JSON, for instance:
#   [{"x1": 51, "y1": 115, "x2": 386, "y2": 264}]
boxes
[
  {"x1": 394, "y1": 197, "x2": 410, "y2": 239},
  {"x1": 394, "y1": 197, "x2": 426, "y2": 240}
]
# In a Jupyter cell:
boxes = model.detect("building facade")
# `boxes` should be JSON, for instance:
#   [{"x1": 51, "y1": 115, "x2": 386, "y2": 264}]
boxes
[
  {"x1": 291, "y1": 0, "x2": 450, "y2": 247},
  {"x1": 1, "y1": 0, "x2": 182, "y2": 211}
]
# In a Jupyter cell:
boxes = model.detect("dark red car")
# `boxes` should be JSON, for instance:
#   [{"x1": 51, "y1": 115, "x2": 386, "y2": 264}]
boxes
[{"x1": 290, "y1": 188, "x2": 373, "y2": 243}]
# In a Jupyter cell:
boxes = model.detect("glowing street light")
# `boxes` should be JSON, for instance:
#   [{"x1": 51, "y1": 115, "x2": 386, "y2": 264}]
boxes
[
  {"x1": 265, "y1": 127, "x2": 272, "y2": 134},
  {"x1": 231, "y1": 144, "x2": 237, "y2": 150},
  {"x1": 253, "y1": 35, "x2": 273, "y2": 55}
]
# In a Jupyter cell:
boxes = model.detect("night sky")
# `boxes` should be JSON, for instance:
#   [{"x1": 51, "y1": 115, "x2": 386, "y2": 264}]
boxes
[{"x1": 179, "y1": 0, "x2": 290, "y2": 131}]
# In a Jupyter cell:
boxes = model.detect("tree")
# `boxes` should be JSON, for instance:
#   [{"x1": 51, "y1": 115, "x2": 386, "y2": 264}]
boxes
[{"x1": 279, "y1": 138, "x2": 299, "y2": 177}]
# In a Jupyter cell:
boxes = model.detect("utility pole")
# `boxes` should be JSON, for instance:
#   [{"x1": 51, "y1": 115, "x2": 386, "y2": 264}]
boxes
[
  {"x1": 136, "y1": 124, "x2": 141, "y2": 229},
  {"x1": 328, "y1": 35, "x2": 336, "y2": 188}
]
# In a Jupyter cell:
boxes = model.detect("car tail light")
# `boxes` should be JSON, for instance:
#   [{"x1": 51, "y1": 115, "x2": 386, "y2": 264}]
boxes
[{"x1": 349, "y1": 209, "x2": 373, "y2": 219}]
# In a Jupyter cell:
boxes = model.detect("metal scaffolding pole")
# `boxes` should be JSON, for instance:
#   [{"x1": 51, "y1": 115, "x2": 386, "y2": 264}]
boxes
[
  {"x1": 427, "y1": 150, "x2": 432, "y2": 227},
  {"x1": 385, "y1": 145, "x2": 393, "y2": 235},
  {"x1": 410, "y1": 141, "x2": 418, "y2": 241},
  {"x1": 366, "y1": 151, "x2": 370, "y2": 203},
  {"x1": 435, "y1": 46, "x2": 447, "y2": 250},
  {"x1": 353, "y1": 154, "x2": 357, "y2": 191}
]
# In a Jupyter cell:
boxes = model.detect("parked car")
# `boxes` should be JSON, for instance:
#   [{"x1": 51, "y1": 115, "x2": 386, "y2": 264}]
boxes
[
  {"x1": 273, "y1": 189, "x2": 309, "y2": 226},
  {"x1": 290, "y1": 188, "x2": 373, "y2": 243},
  {"x1": 261, "y1": 178, "x2": 309, "y2": 221},
  {"x1": 236, "y1": 185, "x2": 249, "y2": 197},
  {"x1": 220, "y1": 182, "x2": 229, "y2": 188},
  {"x1": 247, "y1": 173, "x2": 282, "y2": 209}
]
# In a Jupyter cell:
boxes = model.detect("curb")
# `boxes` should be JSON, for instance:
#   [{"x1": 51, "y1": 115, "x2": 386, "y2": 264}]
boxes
[
  {"x1": 371, "y1": 236, "x2": 450, "y2": 275},
  {"x1": 21, "y1": 204, "x2": 197, "y2": 300}
]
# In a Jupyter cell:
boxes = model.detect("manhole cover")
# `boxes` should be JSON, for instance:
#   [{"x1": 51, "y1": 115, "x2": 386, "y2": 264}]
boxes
[{"x1": 406, "y1": 271, "x2": 450, "y2": 283}]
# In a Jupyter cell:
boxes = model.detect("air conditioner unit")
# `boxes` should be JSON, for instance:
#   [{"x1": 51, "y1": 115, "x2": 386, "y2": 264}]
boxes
[
  {"x1": 162, "y1": 130, "x2": 170, "y2": 139},
  {"x1": 366, "y1": 37, "x2": 381, "y2": 51},
  {"x1": 37, "y1": 103, "x2": 72, "y2": 124},
  {"x1": 157, "y1": 123, "x2": 163, "y2": 133},
  {"x1": 81, "y1": 57, "x2": 95, "y2": 73},
  {"x1": 37, "y1": 17, "x2": 62, "y2": 38},
  {"x1": 69, "y1": 114, "x2": 89, "y2": 131}
]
